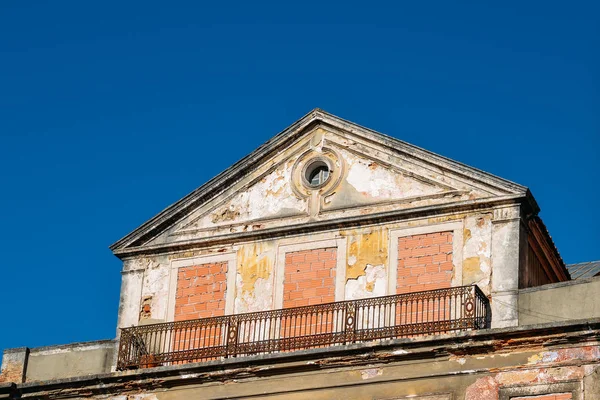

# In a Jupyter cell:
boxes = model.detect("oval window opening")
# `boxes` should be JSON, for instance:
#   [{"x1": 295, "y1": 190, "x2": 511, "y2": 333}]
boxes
[{"x1": 305, "y1": 161, "x2": 331, "y2": 188}]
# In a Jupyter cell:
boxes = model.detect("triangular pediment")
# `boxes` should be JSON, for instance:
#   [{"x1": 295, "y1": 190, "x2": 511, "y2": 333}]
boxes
[{"x1": 110, "y1": 109, "x2": 527, "y2": 255}]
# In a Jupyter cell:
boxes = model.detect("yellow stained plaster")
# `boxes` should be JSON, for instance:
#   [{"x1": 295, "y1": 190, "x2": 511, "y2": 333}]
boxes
[
  {"x1": 344, "y1": 228, "x2": 389, "y2": 281},
  {"x1": 237, "y1": 242, "x2": 274, "y2": 293},
  {"x1": 464, "y1": 228, "x2": 472, "y2": 243},
  {"x1": 463, "y1": 256, "x2": 485, "y2": 282}
]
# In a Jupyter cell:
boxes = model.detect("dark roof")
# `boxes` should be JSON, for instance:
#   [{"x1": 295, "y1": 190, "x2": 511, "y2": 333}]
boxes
[
  {"x1": 530, "y1": 216, "x2": 568, "y2": 278},
  {"x1": 566, "y1": 261, "x2": 600, "y2": 279}
]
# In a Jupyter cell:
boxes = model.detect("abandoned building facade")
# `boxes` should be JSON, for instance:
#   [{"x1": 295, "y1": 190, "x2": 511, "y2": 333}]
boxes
[{"x1": 1, "y1": 109, "x2": 599, "y2": 399}]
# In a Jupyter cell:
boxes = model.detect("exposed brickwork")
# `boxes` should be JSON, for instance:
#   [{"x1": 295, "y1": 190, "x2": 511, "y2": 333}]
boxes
[
  {"x1": 397, "y1": 231, "x2": 453, "y2": 294},
  {"x1": 513, "y1": 394, "x2": 572, "y2": 400},
  {"x1": 283, "y1": 247, "x2": 337, "y2": 308},
  {"x1": 172, "y1": 262, "x2": 228, "y2": 359},
  {"x1": 281, "y1": 247, "x2": 337, "y2": 342},
  {"x1": 174, "y1": 262, "x2": 227, "y2": 321}
]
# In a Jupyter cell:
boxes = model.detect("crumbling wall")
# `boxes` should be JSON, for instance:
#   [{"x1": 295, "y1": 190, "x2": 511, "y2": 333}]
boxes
[
  {"x1": 188, "y1": 159, "x2": 307, "y2": 231},
  {"x1": 465, "y1": 346, "x2": 600, "y2": 399},
  {"x1": 235, "y1": 242, "x2": 276, "y2": 313},
  {"x1": 138, "y1": 256, "x2": 170, "y2": 324},
  {"x1": 341, "y1": 149, "x2": 443, "y2": 201},
  {"x1": 462, "y1": 213, "x2": 493, "y2": 295},
  {"x1": 343, "y1": 228, "x2": 388, "y2": 300},
  {"x1": 121, "y1": 211, "x2": 511, "y2": 330}
]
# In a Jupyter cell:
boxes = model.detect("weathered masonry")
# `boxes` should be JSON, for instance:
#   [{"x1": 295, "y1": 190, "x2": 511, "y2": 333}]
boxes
[{"x1": 1, "y1": 109, "x2": 599, "y2": 400}]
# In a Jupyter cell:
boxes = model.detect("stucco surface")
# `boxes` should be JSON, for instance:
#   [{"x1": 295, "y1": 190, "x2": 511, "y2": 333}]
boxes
[
  {"x1": 25, "y1": 341, "x2": 115, "y2": 383},
  {"x1": 519, "y1": 277, "x2": 600, "y2": 325}
]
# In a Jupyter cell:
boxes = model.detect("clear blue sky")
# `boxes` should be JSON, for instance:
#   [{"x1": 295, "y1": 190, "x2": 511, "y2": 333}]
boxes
[{"x1": 0, "y1": 1, "x2": 598, "y2": 352}]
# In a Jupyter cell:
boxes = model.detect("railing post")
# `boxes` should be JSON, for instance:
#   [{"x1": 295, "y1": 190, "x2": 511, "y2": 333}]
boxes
[
  {"x1": 117, "y1": 329, "x2": 129, "y2": 370},
  {"x1": 225, "y1": 315, "x2": 239, "y2": 358},
  {"x1": 344, "y1": 302, "x2": 357, "y2": 344},
  {"x1": 463, "y1": 285, "x2": 477, "y2": 329}
]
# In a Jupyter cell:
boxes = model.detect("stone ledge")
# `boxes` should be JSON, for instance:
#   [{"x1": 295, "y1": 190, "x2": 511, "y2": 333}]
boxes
[
  {"x1": 519, "y1": 274, "x2": 600, "y2": 293},
  {"x1": 9, "y1": 317, "x2": 600, "y2": 397},
  {"x1": 28, "y1": 339, "x2": 115, "y2": 355}
]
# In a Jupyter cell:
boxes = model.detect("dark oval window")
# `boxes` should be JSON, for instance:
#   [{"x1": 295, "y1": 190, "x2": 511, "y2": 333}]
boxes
[{"x1": 305, "y1": 160, "x2": 331, "y2": 187}]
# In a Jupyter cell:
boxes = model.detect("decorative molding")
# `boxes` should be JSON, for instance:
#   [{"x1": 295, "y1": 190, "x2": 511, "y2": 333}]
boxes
[
  {"x1": 320, "y1": 190, "x2": 468, "y2": 214},
  {"x1": 290, "y1": 146, "x2": 345, "y2": 200},
  {"x1": 113, "y1": 195, "x2": 528, "y2": 258},
  {"x1": 492, "y1": 205, "x2": 521, "y2": 223},
  {"x1": 110, "y1": 110, "x2": 528, "y2": 254},
  {"x1": 498, "y1": 380, "x2": 580, "y2": 400},
  {"x1": 175, "y1": 140, "x2": 313, "y2": 234}
]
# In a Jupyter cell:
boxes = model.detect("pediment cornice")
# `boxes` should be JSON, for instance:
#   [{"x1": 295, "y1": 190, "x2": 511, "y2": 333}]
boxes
[{"x1": 110, "y1": 109, "x2": 529, "y2": 255}]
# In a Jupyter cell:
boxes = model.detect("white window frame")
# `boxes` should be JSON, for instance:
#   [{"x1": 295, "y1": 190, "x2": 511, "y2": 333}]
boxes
[
  {"x1": 273, "y1": 237, "x2": 347, "y2": 309},
  {"x1": 388, "y1": 221, "x2": 464, "y2": 295},
  {"x1": 165, "y1": 252, "x2": 237, "y2": 322}
]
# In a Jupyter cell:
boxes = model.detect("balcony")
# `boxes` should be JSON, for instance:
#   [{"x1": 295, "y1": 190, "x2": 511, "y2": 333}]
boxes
[{"x1": 117, "y1": 285, "x2": 489, "y2": 370}]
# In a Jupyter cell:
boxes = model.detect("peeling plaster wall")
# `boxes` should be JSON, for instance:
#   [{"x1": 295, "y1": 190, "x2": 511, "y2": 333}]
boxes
[
  {"x1": 112, "y1": 126, "x2": 529, "y2": 334},
  {"x1": 139, "y1": 256, "x2": 171, "y2": 323},
  {"x1": 491, "y1": 206, "x2": 523, "y2": 328},
  {"x1": 189, "y1": 160, "x2": 306, "y2": 230},
  {"x1": 341, "y1": 150, "x2": 443, "y2": 201},
  {"x1": 235, "y1": 242, "x2": 275, "y2": 313},
  {"x1": 343, "y1": 228, "x2": 388, "y2": 300},
  {"x1": 462, "y1": 213, "x2": 493, "y2": 295},
  {"x1": 323, "y1": 149, "x2": 450, "y2": 213},
  {"x1": 118, "y1": 210, "x2": 523, "y2": 333},
  {"x1": 464, "y1": 346, "x2": 600, "y2": 399},
  {"x1": 117, "y1": 259, "x2": 145, "y2": 330},
  {"x1": 146, "y1": 126, "x2": 502, "y2": 247}
]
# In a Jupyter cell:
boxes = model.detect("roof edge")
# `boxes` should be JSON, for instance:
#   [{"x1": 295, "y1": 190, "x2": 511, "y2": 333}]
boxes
[
  {"x1": 110, "y1": 108, "x2": 530, "y2": 253},
  {"x1": 109, "y1": 108, "x2": 323, "y2": 251}
]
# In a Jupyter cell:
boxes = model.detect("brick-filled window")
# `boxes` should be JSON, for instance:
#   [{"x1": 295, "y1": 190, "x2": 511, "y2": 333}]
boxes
[
  {"x1": 172, "y1": 262, "x2": 228, "y2": 360},
  {"x1": 397, "y1": 231, "x2": 453, "y2": 294},
  {"x1": 282, "y1": 247, "x2": 337, "y2": 341},
  {"x1": 513, "y1": 394, "x2": 572, "y2": 400},
  {"x1": 395, "y1": 231, "x2": 453, "y2": 329},
  {"x1": 174, "y1": 262, "x2": 228, "y2": 321},
  {"x1": 283, "y1": 247, "x2": 337, "y2": 308}
]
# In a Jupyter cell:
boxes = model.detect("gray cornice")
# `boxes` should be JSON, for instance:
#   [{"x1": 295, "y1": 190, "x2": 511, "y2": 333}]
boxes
[
  {"x1": 113, "y1": 194, "x2": 528, "y2": 259},
  {"x1": 110, "y1": 109, "x2": 530, "y2": 254}
]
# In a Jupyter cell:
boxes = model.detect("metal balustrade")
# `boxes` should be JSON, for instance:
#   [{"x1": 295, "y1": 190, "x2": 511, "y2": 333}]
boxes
[{"x1": 117, "y1": 284, "x2": 490, "y2": 370}]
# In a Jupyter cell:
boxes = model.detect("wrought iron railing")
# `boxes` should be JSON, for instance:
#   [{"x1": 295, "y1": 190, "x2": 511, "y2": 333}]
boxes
[{"x1": 117, "y1": 285, "x2": 489, "y2": 370}]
